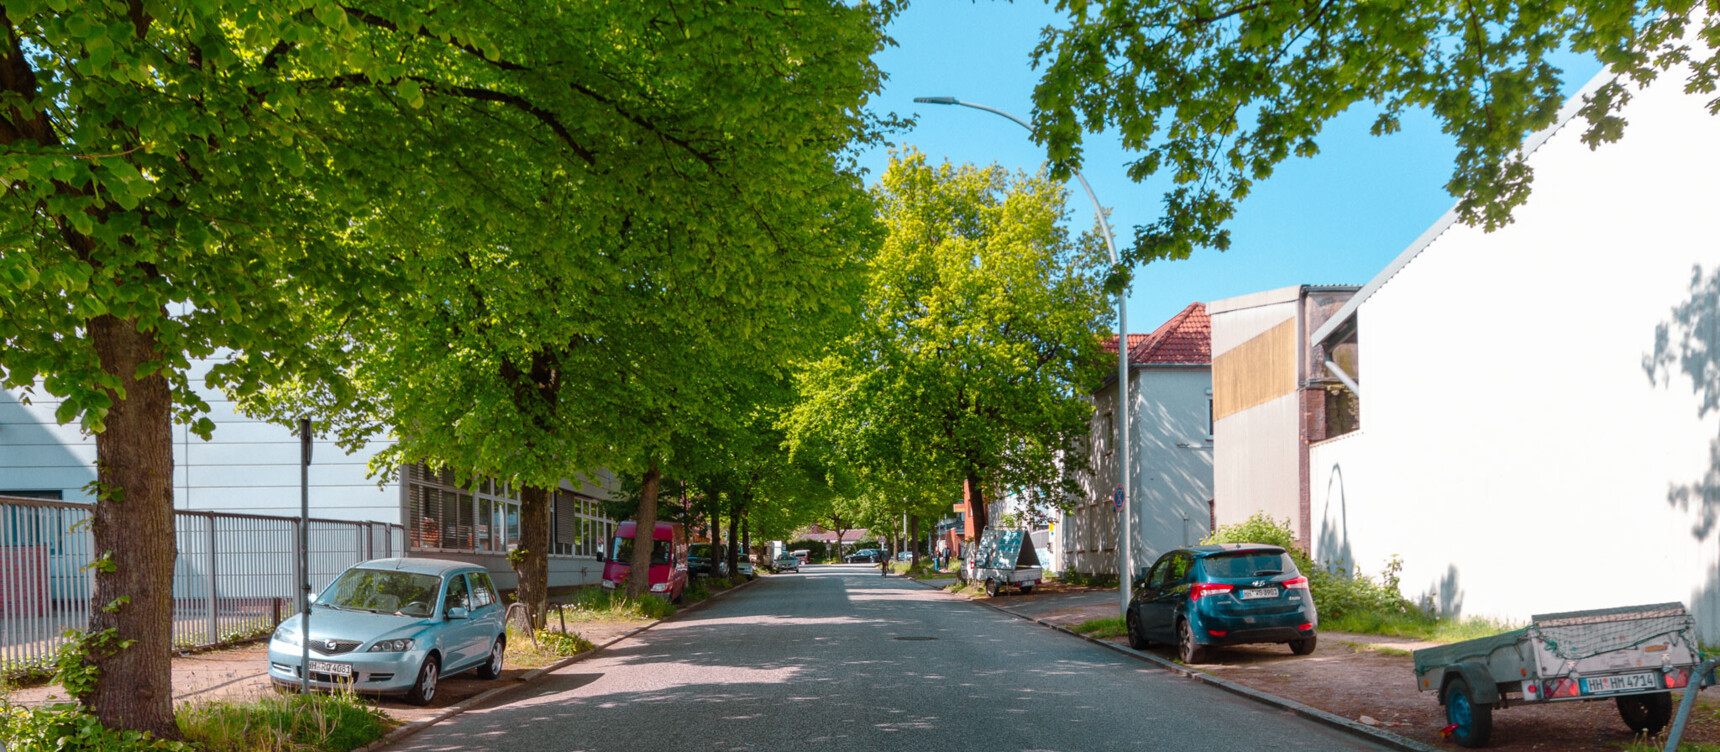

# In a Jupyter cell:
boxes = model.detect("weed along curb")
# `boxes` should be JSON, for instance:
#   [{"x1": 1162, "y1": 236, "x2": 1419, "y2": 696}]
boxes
[
  {"x1": 905, "y1": 577, "x2": 1440, "y2": 752},
  {"x1": 356, "y1": 577, "x2": 761, "y2": 752}
]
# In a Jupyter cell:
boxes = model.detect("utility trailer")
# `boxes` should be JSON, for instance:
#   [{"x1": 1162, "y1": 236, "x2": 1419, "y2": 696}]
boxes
[
  {"x1": 964, "y1": 528, "x2": 1042, "y2": 596},
  {"x1": 1412, "y1": 602, "x2": 1705, "y2": 747}
]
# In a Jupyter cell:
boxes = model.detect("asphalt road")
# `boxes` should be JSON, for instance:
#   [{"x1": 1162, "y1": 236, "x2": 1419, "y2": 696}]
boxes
[{"x1": 384, "y1": 565, "x2": 1392, "y2": 751}]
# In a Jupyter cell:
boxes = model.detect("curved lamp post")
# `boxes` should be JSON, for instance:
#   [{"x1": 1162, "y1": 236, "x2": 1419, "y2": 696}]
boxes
[{"x1": 913, "y1": 96, "x2": 1134, "y2": 616}]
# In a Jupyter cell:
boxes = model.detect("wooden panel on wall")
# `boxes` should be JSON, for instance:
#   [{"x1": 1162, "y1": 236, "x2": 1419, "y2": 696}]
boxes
[{"x1": 1213, "y1": 319, "x2": 1297, "y2": 420}]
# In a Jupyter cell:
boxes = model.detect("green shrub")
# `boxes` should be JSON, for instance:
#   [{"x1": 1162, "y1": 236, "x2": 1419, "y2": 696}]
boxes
[
  {"x1": 535, "y1": 630, "x2": 594, "y2": 657},
  {"x1": 1203, "y1": 513, "x2": 1421, "y2": 623},
  {"x1": 178, "y1": 689, "x2": 392, "y2": 752},
  {"x1": 684, "y1": 578, "x2": 712, "y2": 603},
  {"x1": 1049, "y1": 571, "x2": 1118, "y2": 588},
  {"x1": 0, "y1": 701, "x2": 194, "y2": 752}
]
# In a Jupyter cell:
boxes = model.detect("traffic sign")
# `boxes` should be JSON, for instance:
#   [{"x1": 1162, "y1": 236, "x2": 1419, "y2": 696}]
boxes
[{"x1": 1113, "y1": 486, "x2": 1124, "y2": 511}]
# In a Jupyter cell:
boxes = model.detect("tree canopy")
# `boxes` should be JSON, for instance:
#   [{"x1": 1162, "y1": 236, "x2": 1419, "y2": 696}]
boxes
[
  {"x1": 786, "y1": 151, "x2": 1112, "y2": 539},
  {"x1": 1032, "y1": 0, "x2": 1720, "y2": 266}
]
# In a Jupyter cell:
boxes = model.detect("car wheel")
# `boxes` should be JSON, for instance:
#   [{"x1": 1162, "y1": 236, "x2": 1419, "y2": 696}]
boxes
[
  {"x1": 984, "y1": 579, "x2": 1000, "y2": 597},
  {"x1": 1616, "y1": 692, "x2": 1673, "y2": 734},
  {"x1": 1126, "y1": 609, "x2": 1149, "y2": 650},
  {"x1": 1177, "y1": 619, "x2": 1208, "y2": 664},
  {"x1": 1019, "y1": 585, "x2": 1033, "y2": 595},
  {"x1": 1442, "y1": 676, "x2": 1493, "y2": 748},
  {"x1": 1289, "y1": 633, "x2": 1317, "y2": 656},
  {"x1": 476, "y1": 636, "x2": 505, "y2": 680},
  {"x1": 405, "y1": 654, "x2": 440, "y2": 706}
]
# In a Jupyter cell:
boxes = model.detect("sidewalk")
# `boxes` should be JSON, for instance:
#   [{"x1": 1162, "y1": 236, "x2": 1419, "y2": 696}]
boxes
[
  {"x1": 3, "y1": 612, "x2": 650, "y2": 727},
  {"x1": 963, "y1": 581, "x2": 1720, "y2": 751}
]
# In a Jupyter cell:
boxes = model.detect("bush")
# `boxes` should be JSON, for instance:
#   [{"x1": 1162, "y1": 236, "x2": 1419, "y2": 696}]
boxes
[
  {"x1": 1203, "y1": 513, "x2": 1421, "y2": 623},
  {"x1": 0, "y1": 701, "x2": 194, "y2": 752},
  {"x1": 787, "y1": 539, "x2": 829, "y2": 561},
  {"x1": 178, "y1": 690, "x2": 392, "y2": 752}
]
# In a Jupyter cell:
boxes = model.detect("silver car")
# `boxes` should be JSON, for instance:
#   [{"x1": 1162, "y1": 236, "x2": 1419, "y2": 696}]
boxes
[
  {"x1": 772, "y1": 553, "x2": 800, "y2": 573},
  {"x1": 268, "y1": 558, "x2": 506, "y2": 705}
]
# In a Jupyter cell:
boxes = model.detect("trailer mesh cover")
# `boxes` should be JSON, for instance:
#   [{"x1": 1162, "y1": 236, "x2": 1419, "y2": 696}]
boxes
[{"x1": 1530, "y1": 602, "x2": 1692, "y2": 662}]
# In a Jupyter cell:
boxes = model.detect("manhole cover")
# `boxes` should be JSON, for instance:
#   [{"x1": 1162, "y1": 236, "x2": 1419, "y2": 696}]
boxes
[{"x1": 893, "y1": 636, "x2": 938, "y2": 641}]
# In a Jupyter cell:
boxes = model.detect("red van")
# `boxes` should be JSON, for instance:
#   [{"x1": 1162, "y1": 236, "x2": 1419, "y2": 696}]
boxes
[{"x1": 600, "y1": 521, "x2": 687, "y2": 602}]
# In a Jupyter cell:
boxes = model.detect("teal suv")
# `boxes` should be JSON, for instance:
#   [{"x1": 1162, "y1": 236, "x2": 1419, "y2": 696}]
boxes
[{"x1": 1126, "y1": 544, "x2": 1318, "y2": 663}]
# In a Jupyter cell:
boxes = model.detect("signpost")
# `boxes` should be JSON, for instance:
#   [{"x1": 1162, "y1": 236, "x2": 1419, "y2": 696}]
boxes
[{"x1": 298, "y1": 417, "x2": 312, "y2": 693}]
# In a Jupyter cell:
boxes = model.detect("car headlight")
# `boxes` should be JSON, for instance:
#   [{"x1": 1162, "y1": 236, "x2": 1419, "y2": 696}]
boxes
[
  {"x1": 368, "y1": 638, "x2": 416, "y2": 653},
  {"x1": 650, "y1": 583, "x2": 669, "y2": 592},
  {"x1": 273, "y1": 626, "x2": 300, "y2": 647},
  {"x1": 600, "y1": 579, "x2": 616, "y2": 589}
]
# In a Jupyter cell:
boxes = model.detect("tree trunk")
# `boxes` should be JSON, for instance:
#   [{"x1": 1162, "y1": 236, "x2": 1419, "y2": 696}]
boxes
[
  {"x1": 909, "y1": 515, "x2": 920, "y2": 568},
  {"x1": 625, "y1": 463, "x2": 661, "y2": 600},
  {"x1": 515, "y1": 485, "x2": 551, "y2": 628},
  {"x1": 724, "y1": 499, "x2": 740, "y2": 579},
  {"x1": 741, "y1": 515, "x2": 751, "y2": 569},
  {"x1": 87, "y1": 314, "x2": 179, "y2": 738},
  {"x1": 963, "y1": 470, "x2": 989, "y2": 541}
]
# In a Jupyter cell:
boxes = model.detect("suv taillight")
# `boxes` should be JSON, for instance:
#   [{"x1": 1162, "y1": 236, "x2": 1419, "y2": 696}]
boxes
[
  {"x1": 1190, "y1": 583, "x2": 1234, "y2": 602},
  {"x1": 1284, "y1": 576, "x2": 1310, "y2": 590}
]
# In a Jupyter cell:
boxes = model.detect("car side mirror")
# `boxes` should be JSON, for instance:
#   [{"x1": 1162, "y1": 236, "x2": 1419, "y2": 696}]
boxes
[{"x1": 446, "y1": 606, "x2": 470, "y2": 620}]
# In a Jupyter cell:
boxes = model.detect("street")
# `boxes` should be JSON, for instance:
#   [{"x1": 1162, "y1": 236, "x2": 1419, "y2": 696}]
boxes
[{"x1": 384, "y1": 566, "x2": 1392, "y2": 751}]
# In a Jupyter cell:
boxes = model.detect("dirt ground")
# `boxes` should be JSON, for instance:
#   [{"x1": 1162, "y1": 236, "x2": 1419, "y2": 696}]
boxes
[{"x1": 982, "y1": 584, "x2": 1720, "y2": 751}]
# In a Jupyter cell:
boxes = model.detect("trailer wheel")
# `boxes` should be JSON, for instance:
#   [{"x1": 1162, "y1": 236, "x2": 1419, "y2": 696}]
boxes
[
  {"x1": 1443, "y1": 676, "x2": 1493, "y2": 748},
  {"x1": 1018, "y1": 585, "x2": 1033, "y2": 595},
  {"x1": 1617, "y1": 692, "x2": 1673, "y2": 734},
  {"x1": 985, "y1": 579, "x2": 1000, "y2": 597}
]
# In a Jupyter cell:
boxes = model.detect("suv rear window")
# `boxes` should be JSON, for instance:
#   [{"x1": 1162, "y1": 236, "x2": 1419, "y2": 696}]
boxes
[{"x1": 1202, "y1": 552, "x2": 1296, "y2": 579}]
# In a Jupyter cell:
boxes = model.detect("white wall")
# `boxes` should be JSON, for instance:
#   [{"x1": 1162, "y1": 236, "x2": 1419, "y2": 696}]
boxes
[
  {"x1": 1212, "y1": 393, "x2": 1301, "y2": 530},
  {"x1": 1066, "y1": 366, "x2": 1214, "y2": 575},
  {"x1": 1309, "y1": 65, "x2": 1720, "y2": 638},
  {"x1": 2, "y1": 364, "x2": 398, "y2": 523}
]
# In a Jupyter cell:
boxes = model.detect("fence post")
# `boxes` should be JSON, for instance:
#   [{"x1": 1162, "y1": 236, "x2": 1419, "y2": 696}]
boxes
[{"x1": 206, "y1": 514, "x2": 218, "y2": 647}]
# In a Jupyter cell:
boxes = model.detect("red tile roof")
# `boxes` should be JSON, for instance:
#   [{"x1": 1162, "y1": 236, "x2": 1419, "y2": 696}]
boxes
[{"x1": 1102, "y1": 302, "x2": 1210, "y2": 366}]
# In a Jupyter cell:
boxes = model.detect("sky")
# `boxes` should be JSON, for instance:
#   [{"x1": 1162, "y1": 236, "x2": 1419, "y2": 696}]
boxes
[{"x1": 853, "y1": 1, "x2": 1605, "y2": 331}]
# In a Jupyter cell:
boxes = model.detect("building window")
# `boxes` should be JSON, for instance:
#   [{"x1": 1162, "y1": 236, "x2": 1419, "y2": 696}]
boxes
[
  {"x1": 1101, "y1": 411, "x2": 1115, "y2": 455},
  {"x1": 406, "y1": 463, "x2": 612, "y2": 557}
]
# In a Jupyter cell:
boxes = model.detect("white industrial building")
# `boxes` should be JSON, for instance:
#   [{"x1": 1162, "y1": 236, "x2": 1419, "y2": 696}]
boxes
[
  {"x1": 0, "y1": 359, "x2": 619, "y2": 593},
  {"x1": 1301, "y1": 63, "x2": 1720, "y2": 637}
]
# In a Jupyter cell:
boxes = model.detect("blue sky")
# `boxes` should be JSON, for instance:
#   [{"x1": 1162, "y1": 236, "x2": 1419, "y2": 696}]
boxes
[{"x1": 854, "y1": 1, "x2": 1604, "y2": 330}]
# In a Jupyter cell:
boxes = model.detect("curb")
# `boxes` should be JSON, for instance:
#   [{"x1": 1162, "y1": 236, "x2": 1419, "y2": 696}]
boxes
[
  {"x1": 901, "y1": 576, "x2": 1440, "y2": 752},
  {"x1": 355, "y1": 576, "x2": 762, "y2": 752}
]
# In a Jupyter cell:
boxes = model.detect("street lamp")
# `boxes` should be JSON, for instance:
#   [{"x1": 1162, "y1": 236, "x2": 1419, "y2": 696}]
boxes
[{"x1": 914, "y1": 96, "x2": 1135, "y2": 616}]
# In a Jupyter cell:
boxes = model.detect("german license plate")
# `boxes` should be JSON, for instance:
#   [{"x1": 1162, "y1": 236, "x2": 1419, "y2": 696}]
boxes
[
  {"x1": 308, "y1": 660, "x2": 352, "y2": 678},
  {"x1": 1240, "y1": 587, "x2": 1279, "y2": 600},
  {"x1": 1580, "y1": 672, "x2": 1659, "y2": 695}
]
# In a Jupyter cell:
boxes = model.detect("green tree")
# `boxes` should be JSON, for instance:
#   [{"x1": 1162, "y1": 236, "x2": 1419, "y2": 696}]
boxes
[
  {"x1": 256, "y1": 0, "x2": 891, "y2": 606},
  {"x1": 1031, "y1": 0, "x2": 1720, "y2": 265},
  {"x1": 786, "y1": 151, "x2": 1112, "y2": 545},
  {"x1": 2, "y1": 0, "x2": 890, "y2": 732}
]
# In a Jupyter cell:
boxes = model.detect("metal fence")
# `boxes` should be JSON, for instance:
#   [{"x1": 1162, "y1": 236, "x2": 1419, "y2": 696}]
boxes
[{"x1": 0, "y1": 496, "x2": 404, "y2": 674}]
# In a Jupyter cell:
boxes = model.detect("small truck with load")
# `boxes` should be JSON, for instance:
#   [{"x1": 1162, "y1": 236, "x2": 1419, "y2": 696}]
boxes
[{"x1": 1412, "y1": 602, "x2": 1706, "y2": 747}]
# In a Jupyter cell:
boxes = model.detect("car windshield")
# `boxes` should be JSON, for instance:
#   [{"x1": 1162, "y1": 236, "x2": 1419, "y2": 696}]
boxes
[
  {"x1": 319, "y1": 568, "x2": 442, "y2": 617},
  {"x1": 610, "y1": 537, "x2": 673, "y2": 566},
  {"x1": 1202, "y1": 552, "x2": 1296, "y2": 579},
  {"x1": 689, "y1": 543, "x2": 714, "y2": 559}
]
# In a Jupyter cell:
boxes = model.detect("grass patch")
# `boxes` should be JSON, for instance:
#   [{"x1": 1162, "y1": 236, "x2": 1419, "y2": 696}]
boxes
[
  {"x1": 1322, "y1": 610, "x2": 1517, "y2": 643},
  {"x1": 504, "y1": 627, "x2": 596, "y2": 669},
  {"x1": 944, "y1": 580, "x2": 987, "y2": 597},
  {"x1": 551, "y1": 587, "x2": 675, "y2": 622},
  {"x1": 177, "y1": 689, "x2": 394, "y2": 752},
  {"x1": 1047, "y1": 571, "x2": 1118, "y2": 589},
  {"x1": 1073, "y1": 616, "x2": 1127, "y2": 640}
]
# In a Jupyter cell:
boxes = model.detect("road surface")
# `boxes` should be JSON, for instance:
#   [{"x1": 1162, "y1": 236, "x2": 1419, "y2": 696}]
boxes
[{"x1": 384, "y1": 565, "x2": 1390, "y2": 751}]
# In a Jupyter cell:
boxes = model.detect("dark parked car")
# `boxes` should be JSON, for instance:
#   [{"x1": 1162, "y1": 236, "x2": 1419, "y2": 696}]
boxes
[
  {"x1": 1125, "y1": 544, "x2": 1318, "y2": 664},
  {"x1": 844, "y1": 548, "x2": 883, "y2": 563},
  {"x1": 687, "y1": 543, "x2": 728, "y2": 578}
]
